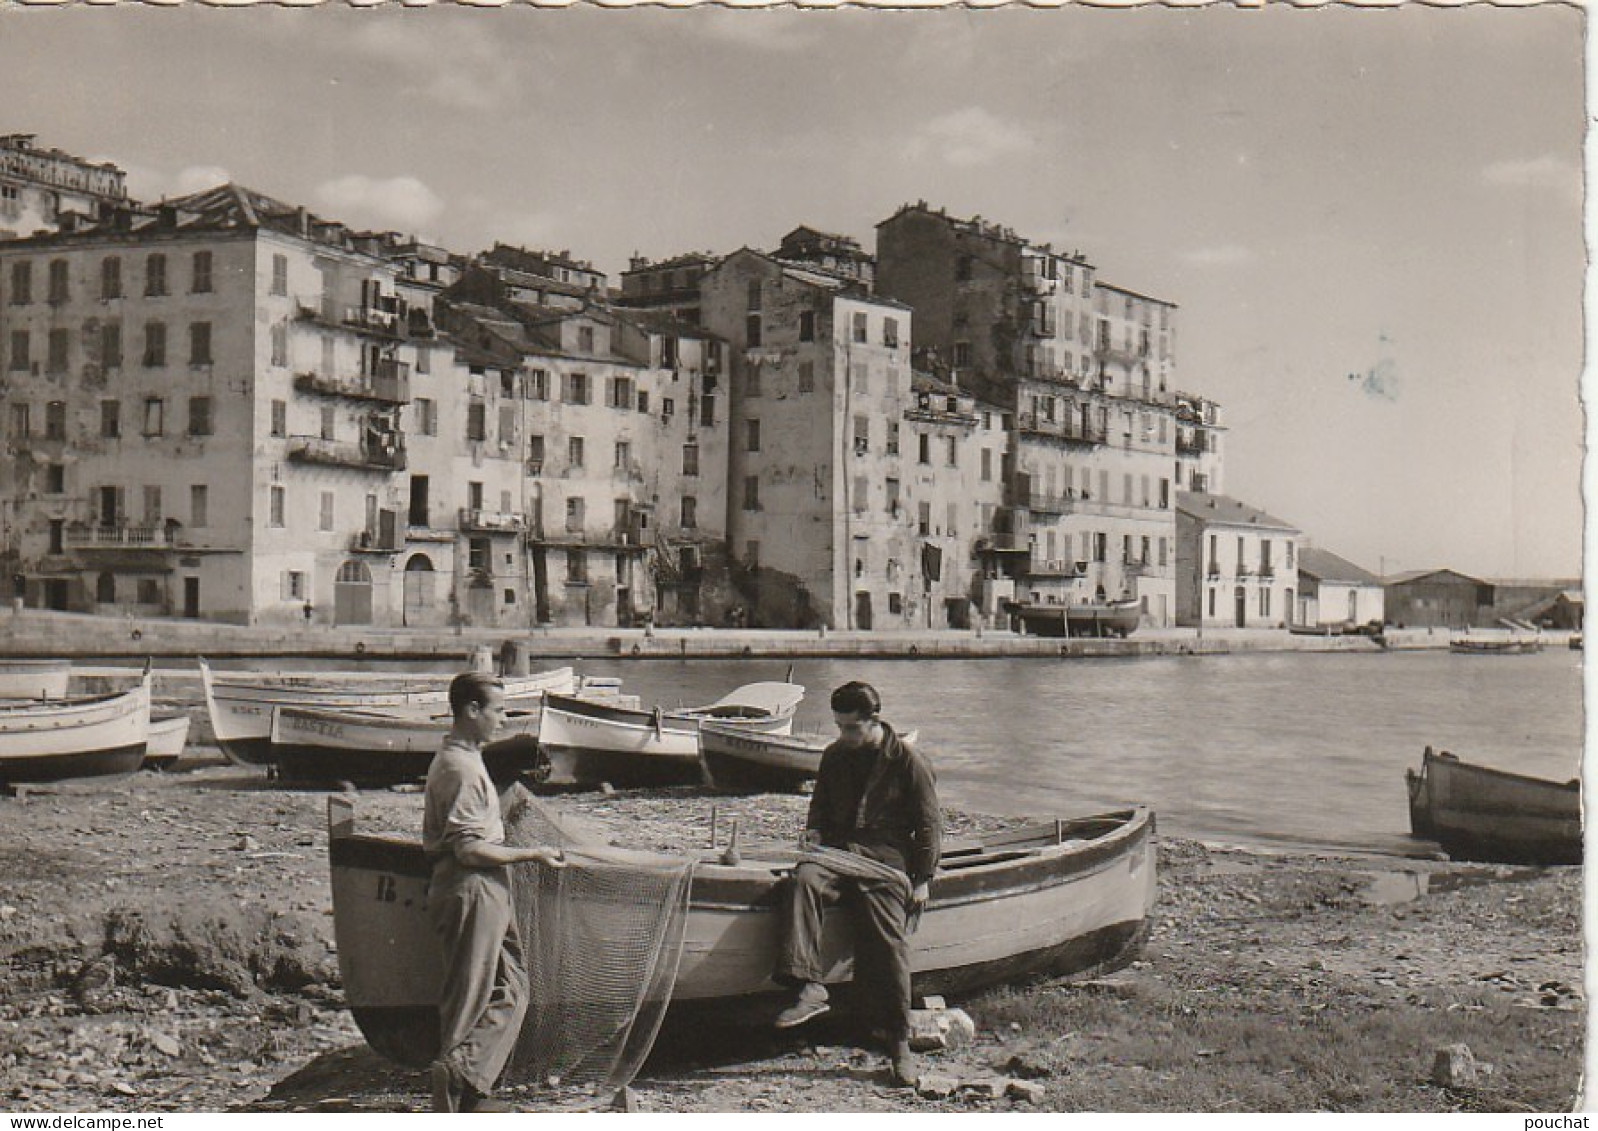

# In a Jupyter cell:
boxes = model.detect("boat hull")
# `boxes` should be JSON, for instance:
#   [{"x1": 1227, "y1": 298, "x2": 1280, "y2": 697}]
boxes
[
  {"x1": 699, "y1": 725, "x2": 825, "y2": 793},
  {"x1": 1406, "y1": 746, "x2": 1581, "y2": 865},
  {"x1": 1014, "y1": 602, "x2": 1141, "y2": 639},
  {"x1": 142, "y1": 715, "x2": 192, "y2": 770},
  {"x1": 200, "y1": 661, "x2": 574, "y2": 768},
  {"x1": 271, "y1": 706, "x2": 541, "y2": 785},
  {"x1": 327, "y1": 803, "x2": 1156, "y2": 1068},
  {"x1": 539, "y1": 691, "x2": 798, "y2": 788},
  {"x1": 0, "y1": 677, "x2": 150, "y2": 783}
]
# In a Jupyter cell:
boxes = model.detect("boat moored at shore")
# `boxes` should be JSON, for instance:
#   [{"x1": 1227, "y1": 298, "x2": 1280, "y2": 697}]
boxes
[{"x1": 1405, "y1": 745, "x2": 1581, "y2": 865}]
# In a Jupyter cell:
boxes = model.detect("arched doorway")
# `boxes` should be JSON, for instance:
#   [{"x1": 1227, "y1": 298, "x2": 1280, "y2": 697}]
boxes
[
  {"x1": 334, "y1": 560, "x2": 373, "y2": 626},
  {"x1": 402, "y1": 554, "x2": 435, "y2": 627}
]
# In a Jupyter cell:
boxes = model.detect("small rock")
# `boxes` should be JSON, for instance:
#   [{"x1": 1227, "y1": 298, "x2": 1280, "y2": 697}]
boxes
[
  {"x1": 599, "y1": 782, "x2": 616, "y2": 796},
  {"x1": 1431, "y1": 1043, "x2": 1480, "y2": 1089},
  {"x1": 110, "y1": 1082, "x2": 137, "y2": 1096},
  {"x1": 0, "y1": 905, "x2": 15, "y2": 920},
  {"x1": 919, "y1": 995, "x2": 946, "y2": 1011},
  {"x1": 997, "y1": 1048, "x2": 1052, "y2": 1079},
  {"x1": 236, "y1": 835, "x2": 259, "y2": 852},
  {"x1": 907, "y1": 1007, "x2": 976, "y2": 1051},
  {"x1": 915, "y1": 1074, "x2": 959, "y2": 1099},
  {"x1": 1007, "y1": 1079, "x2": 1047, "y2": 1104},
  {"x1": 959, "y1": 1076, "x2": 1008, "y2": 1100},
  {"x1": 149, "y1": 1032, "x2": 182, "y2": 1058}
]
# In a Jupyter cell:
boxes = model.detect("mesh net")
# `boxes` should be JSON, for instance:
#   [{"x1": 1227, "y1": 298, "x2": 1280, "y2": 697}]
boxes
[{"x1": 501, "y1": 787, "x2": 695, "y2": 1103}]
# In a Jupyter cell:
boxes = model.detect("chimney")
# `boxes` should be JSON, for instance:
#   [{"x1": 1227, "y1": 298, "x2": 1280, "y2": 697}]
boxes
[{"x1": 296, "y1": 206, "x2": 309, "y2": 238}]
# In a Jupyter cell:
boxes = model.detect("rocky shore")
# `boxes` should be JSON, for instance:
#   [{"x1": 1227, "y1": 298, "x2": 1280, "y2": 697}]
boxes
[{"x1": 0, "y1": 760, "x2": 1583, "y2": 1113}]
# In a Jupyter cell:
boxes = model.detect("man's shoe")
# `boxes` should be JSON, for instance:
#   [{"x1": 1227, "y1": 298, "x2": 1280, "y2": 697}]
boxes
[
  {"x1": 463, "y1": 1094, "x2": 516, "y2": 1113},
  {"x1": 774, "y1": 982, "x2": 830, "y2": 1029},
  {"x1": 430, "y1": 1060, "x2": 462, "y2": 1113},
  {"x1": 888, "y1": 1040, "x2": 920, "y2": 1089}
]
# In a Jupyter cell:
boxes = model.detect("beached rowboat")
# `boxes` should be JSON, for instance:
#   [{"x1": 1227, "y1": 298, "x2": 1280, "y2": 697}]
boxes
[
  {"x1": 1405, "y1": 745, "x2": 1581, "y2": 865},
  {"x1": 325, "y1": 797, "x2": 1156, "y2": 1067},
  {"x1": 0, "y1": 674, "x2": 151, "y2": 783},
  {"x1": 269, "y1": 703, "x2": 542, "y2": 785},
  {"x1": 538, "y1": 682, "x2": 804, "y2": 788},
  {"x1": 0, "y1": 660, "x2": 72, "y2": 701},
  {"x1": 199, "y1": 659, "x2": 575, "y2": 768},
  {"x1": 142, "y1": 713, "x2": 192, "y2": 770}
]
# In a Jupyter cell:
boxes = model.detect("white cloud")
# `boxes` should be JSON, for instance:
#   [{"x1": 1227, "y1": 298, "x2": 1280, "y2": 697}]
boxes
[
  {"x1": 111, "y1": 160, "x2": 232, "y2": 202},
  {"x1": 1481, "y1": 155, "x2": 1579, "y2": 193},
  {"x1": 1178, "y1": 244, "x2": 1255, "y2": 268},
  {"x1": 313, "y1": 175, "x2": 445, "y2": 234},
  {"x1": 904, "y1": 108, "x2": 1035, "y2": 168}
]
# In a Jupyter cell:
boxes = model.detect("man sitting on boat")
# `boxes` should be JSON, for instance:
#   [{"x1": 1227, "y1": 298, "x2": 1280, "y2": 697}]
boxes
[
  {"x1": 772, "y1": 680, "x2": 942, "y2": 1088},
  {"x1": 423, "y1": 672, "x2": 565, "y2": 1113}
]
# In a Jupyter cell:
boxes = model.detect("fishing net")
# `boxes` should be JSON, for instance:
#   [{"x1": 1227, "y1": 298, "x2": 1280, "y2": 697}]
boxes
[{"x1": 500, "y1": 787, "x2": 695, "y2": 1104}]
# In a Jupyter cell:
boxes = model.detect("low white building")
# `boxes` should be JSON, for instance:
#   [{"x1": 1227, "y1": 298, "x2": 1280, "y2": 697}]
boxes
[
  {"x1": 1295, "y1": 546, "x2": 1384, "y2": 629},
  {"x1": 1175, "y1": 491, "x2": 1301, "y2": 629}
]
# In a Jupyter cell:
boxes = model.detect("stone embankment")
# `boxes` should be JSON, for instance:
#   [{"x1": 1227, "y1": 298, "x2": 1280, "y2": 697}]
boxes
[{"x1": 0, "y1": 608, "x2": 1496, "y2": 662}]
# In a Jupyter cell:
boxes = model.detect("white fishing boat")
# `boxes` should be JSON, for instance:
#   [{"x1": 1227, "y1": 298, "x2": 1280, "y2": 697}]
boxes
[
  {"x1": 142, "y1": 712, "x2": 192, "y2": 770},
  {"x1": 698, "y1": 725, "x2": 919, "y2": 794},
  {"x1": 269, "y1": 702, "x2": 542, "y2": 785},
  {"x1": 538, "y1": 682, "x2": 804, "y2": 788},
  {"x1": 0, "y1": 660, "x2": 72, "y2": 701},
  {"x1": 0, "y1": 673, "x2": 151, "y2": 783},
  {"x1": 199, "y1": 658, "x2": 576, "y2": 768},
  {"x1": 325, "y1": 797, "x2": 1156, "y2": 1068}
]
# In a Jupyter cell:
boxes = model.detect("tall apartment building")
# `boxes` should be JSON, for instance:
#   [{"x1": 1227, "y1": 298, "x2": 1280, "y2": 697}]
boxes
[
  {"x1": 0, "y1": 183, "x2": 424, "y2": 622},
  {"x1": 1173, "y1": 389, "x2": 1225, "y2": 494},
  {"x1": 616, "y1": 251, "x2": 722, "y2": 326},
  {"x1": 0, "y1": 134, "x2": 131, "y2": 241},
  {"x1": 434, "y1": 289, "x2": 729, "y2": 628},
  {"x1": 876, "y1": 202, "x2": 1195, "y2": 626},
  {"x1": 700, "y1": 248, "x2": 1003, "y2": 630}
]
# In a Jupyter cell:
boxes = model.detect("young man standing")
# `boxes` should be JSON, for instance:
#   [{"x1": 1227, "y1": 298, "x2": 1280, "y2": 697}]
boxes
[
  {"x1": 424, "y1": 671, "x2": 564, "y2": 1113},
  {"x1": 772, "y1": 680, "x2": 942, "y2": 1087}
]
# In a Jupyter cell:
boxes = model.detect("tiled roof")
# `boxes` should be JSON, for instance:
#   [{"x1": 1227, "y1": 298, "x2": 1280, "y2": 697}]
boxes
[
  {"x1": 1297, "y1": 546, "x2": 1381, "y2": 585},
  {"x1": 1174, "y1": 491, "x2": 1299, "y2": 532}
]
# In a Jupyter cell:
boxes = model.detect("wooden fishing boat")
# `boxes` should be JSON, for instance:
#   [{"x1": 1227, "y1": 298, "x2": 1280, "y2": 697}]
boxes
[
  {"x1": 142, "y1": 713, "x2": 192, "y2": 770},
  {"x1": 1014, "y1": 599, "x2": 1141, "y2": 639},
  {"x1": 269, "y1": 703, "x2": 542, "y2": 786},
  {"x1": 0, "y1": 673, "x2": 151, "y2": 783},
  {"x1": 199, "y1": 658, "x2": 576, "y2": 768},
  {"x1": 1449, "y1": 635, "x2": 1544, "y2": 655},
  {"x1": 326, "y1": 797, "x2": 1156, "y2": 1068},
  {"x1": 538, "y1": 682, "x2": 804, "y2": 788},
  {"x1": 1405, "y1": 745, "x2": 1581, "y2": 865},
  {"x1": 699, "y1": 725, "x2": 919, "y2": 794},
  {"x1": 0, "y1": 660, "x2": 71, "y2": 701}
]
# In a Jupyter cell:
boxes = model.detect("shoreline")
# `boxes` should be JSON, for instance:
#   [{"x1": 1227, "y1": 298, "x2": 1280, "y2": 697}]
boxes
[{"x1": 0, "y1": 608, "x2": 1536, "y2": 662}]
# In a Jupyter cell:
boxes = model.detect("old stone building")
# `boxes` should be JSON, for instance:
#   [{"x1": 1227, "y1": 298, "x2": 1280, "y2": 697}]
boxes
[
  {"x1": 875, "y1": 202, "x2": 1185, "y2": 626},
  {"x1": 0, "y1": 183, "x2": 423, "y2": 622},
  {"x1": 616, "y1": 252, "x2": 722, "y2": 326}
]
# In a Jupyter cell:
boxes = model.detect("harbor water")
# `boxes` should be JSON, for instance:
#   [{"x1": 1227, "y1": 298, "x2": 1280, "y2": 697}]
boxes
[{"x1": 579, "y1": 648, "x2": 1584, "y2": 857}]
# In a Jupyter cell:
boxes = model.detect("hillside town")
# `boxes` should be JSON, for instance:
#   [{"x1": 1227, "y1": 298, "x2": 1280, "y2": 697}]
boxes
[{"x1": 0, "y1": 133, "x2": 1579, "y2": 636}]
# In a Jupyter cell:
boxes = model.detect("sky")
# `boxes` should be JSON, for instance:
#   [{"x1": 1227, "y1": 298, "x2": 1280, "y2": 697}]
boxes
[{"x1": 0, "y1": 4, "x2": 1583, "y2": 581}]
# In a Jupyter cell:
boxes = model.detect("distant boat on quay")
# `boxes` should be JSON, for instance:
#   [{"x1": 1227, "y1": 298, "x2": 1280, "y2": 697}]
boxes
[
  {"x1": 1449, "y1": 635, "x2": 1545, "y2": 655},
  {"x1": 1014, "y1": 599, "x2": 1141, "y2": 639}
]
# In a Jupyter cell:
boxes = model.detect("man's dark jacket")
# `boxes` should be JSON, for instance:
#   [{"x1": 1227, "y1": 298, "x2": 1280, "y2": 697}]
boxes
[{"x1": 805, "y1": 721, "x2": 941, "y2": 886}]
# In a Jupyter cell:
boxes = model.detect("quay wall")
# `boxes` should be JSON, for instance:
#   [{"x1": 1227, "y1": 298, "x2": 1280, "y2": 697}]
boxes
[{"x1": 0, "y1": 608, "x2": 1507, "y2": 664}]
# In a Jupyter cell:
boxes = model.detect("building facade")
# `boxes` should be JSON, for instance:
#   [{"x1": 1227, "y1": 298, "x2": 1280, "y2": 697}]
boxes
[
  {"x1": 0, "y1": 134, "x2": 131, "y2": 241},
  {"x1": 1174, "y1": 491, "x2": 1301, "y2": 629},
  {"x1": 875, "y1": 203, "x2": 1185, "y2": 626},
  {"x1": 1295, "y1": 545, "x2": 1384, "y2": 629}
]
